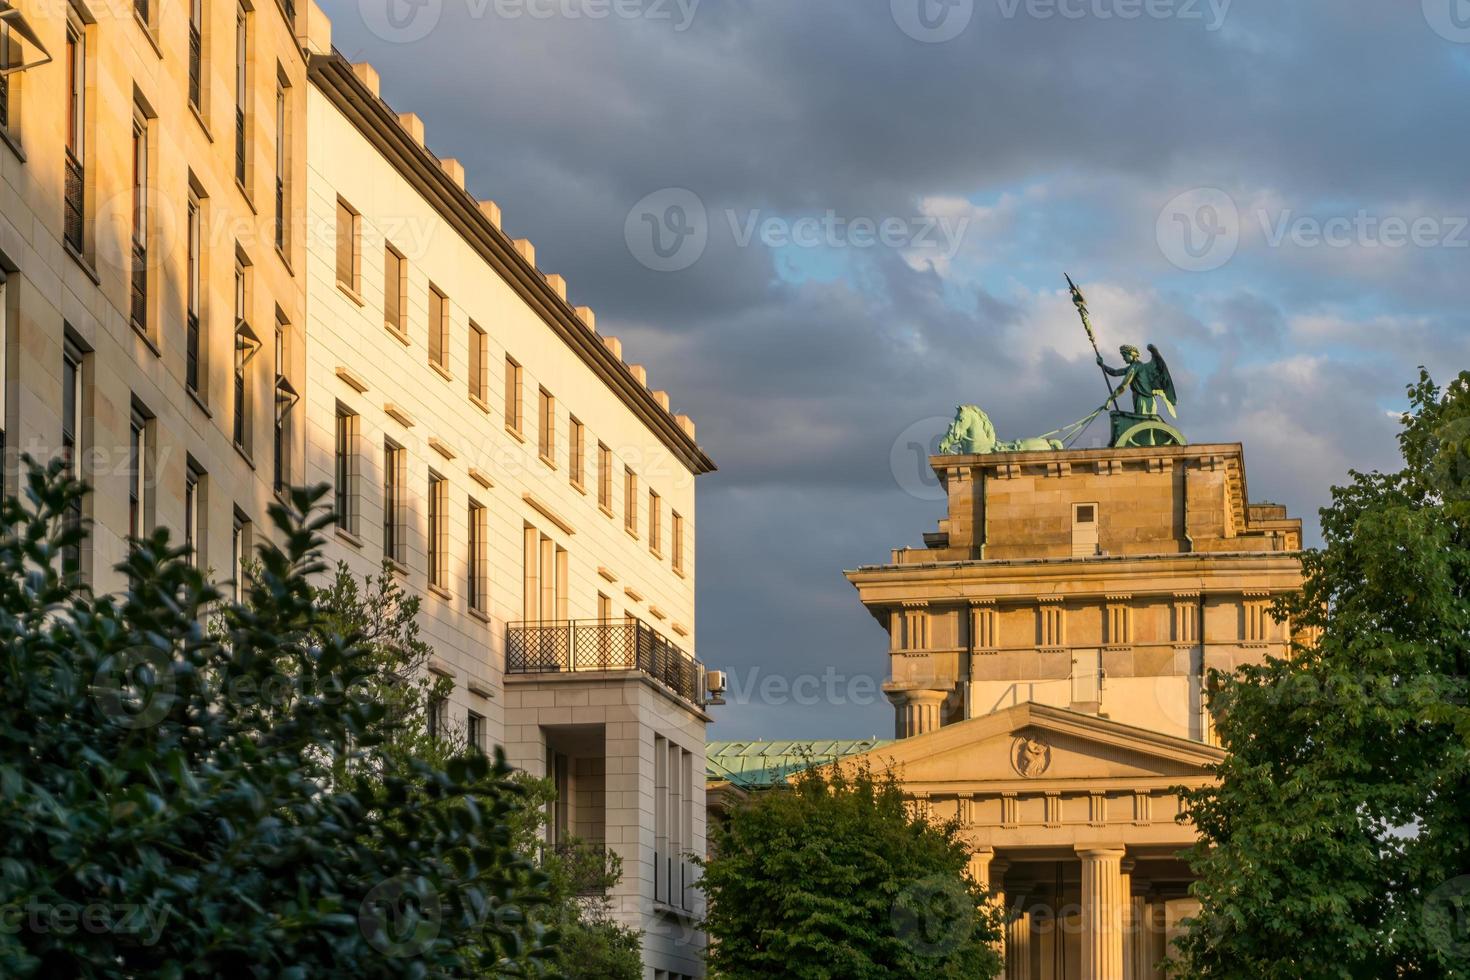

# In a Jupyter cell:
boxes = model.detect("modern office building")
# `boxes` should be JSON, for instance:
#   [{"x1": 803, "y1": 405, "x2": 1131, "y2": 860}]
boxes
[{"x1": 0, "y1": 2, "x2": 715, "y2": 973}]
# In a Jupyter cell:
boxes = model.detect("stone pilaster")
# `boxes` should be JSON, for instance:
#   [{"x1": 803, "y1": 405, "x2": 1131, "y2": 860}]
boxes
[
  {"x1": 884, "y1": 687, "x2": 949, "y2": 738},
  {"x1": 1005, "y1": 910, "x2": 1032, "y2": 980},
  {"x1": 1077, "y1": 846, "x2": 1127, "y2": 980}
]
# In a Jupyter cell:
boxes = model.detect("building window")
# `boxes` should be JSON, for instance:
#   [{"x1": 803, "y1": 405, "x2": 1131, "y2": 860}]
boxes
[
  {"x1": 466, "y1": 711, "x2": 485, "y2": 754},
  {"x1": 427, "y1": 284, "x2": 449, "y2": 370},
  {"x1": 671, "y1": 511, "x2": 684, "y2": 576},
  {"x1": 1072, "y1": 502, "x2": 1099, "y2": 558},
  {"x1": 185, "y1": 463, "x2": 205, "y2": 568},
  {"x1": 383, "y1": 245, "x2": 405, "y2": 335},
  {"x1": 428, "y1": 471, "x2": 448, "y2": 590},
  {"x1": 468, "y1": 322, "x2": 487, "y2": 404},
  {"x1": 467, "y1": 499, "x2": 487, "y2": 612},
  {"x1": 130, "y1": 108, "x2": 149, "y2": 333},
  {"x1": 521, "y1": 524, "x2": 567, "y2": 622},
  {"x1": 383, "y1": 440, "x2": 405, "y2": 565},
  {"x1": 427, "y1": 696, "x2": 447, "y2": 741},
  {"x1": 232, "y1": 509, "x2": 251, "y2": 602},
  {"x1": 61, "y1": 340, "x2": 85, "y2": 577},
  {"x1": 188, "y1": 0, "x2": 203, "y2": 112},
  {"x1": 64, "y1": 20, "x2": 85, "y2": 253},
  {"x1": 128, "y1": 404, "x2": 150, "y2": 540},
  {"x1": 648, "y1": 490, "x2": 661, "y2": 556},
  {"x1": 232, "y1": 257, "x2": 259, "y2": 454},
  {"x1": 272, "y1": 321, "x2": 297, "y2": 493},
  {"x1": 537, "y1": 388, "x2": 555, "y2": 465},
  {"x1": 568, "y1": 417, "x2": 585, "y2": 489},
  {"x1": 598, "y1": 443, "x2": 612, "y2": 513},
  {"x1": 234, "y1": 4, "x2": 247, "y2": 187},
  {"x1": 186, "y1": 191, "x2": 202, "y2": 394},
  {"x1": 335, "y1": 198, "x2": 359, "y2": 293},
  {"x1": 504, "y1": 356, "x2": 522, "y2": 435},
  {"x1": 135, "y1": 0, "x2": 150, "y2": 32},
  {"x1": 0, "y1": 22, "x2": 11, "y2": 133},
  {"x1": 624, "y1": 467, "x2": 637, "y2": 536},
  {"x1": 273, "y1": 77, "x2": 287, "y2": 252},
  {"x1": 334, "y1": 406, "x2": 359, "y2": 536}
]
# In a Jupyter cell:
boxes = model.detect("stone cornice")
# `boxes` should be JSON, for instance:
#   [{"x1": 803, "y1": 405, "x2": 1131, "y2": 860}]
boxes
[{"x1": 306, "y1": 52, "x2": 715, "y2": 477}]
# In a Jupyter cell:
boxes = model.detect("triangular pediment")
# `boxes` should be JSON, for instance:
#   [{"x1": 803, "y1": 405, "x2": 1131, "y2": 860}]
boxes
[{"x1": 836, "y1": 703, "x2": 1223, "y2": 790}]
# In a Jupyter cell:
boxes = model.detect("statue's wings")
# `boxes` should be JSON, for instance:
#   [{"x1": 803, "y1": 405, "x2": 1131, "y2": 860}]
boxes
[{"x1": 1147, "y1": 344, "x2": 1177, "y2": 407}]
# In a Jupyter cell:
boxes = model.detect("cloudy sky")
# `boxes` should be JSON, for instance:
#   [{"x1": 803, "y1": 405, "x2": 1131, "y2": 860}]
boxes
[{"x1": 328, "y1": 0, "x2": 1470, "y2": 740}]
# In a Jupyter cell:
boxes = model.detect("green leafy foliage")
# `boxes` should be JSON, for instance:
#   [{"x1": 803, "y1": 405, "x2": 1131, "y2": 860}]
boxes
[
  {"x1": 699, "y1": 762, "x2": 1003, "y2": 979},
  {"x1": 1180, "y1": 371, "x2": 1470, "y2": 979},
  {"x1": 0, "y1": 459, "x2": 555, "y2": 977}
]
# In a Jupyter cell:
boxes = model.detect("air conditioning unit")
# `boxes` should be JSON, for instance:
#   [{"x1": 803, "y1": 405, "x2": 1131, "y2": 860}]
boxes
[{"x1": 705, "y1": 669, "x2": 727, "y2": 706}]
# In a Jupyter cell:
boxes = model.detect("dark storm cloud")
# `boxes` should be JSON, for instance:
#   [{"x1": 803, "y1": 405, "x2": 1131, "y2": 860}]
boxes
[{"x1": 326, "y1": 0, "x2": 1470, "y2": 738}]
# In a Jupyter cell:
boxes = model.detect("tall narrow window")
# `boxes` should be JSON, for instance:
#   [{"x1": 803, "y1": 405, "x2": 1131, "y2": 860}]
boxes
[
  {"x1": 671, "y1": 511, "x2": 685, "y2": 576},
  {"x1": 0, "y1": 22, "x2": 11, "y2": 133},
  {"x1": 335, "y1": 199, "x2": 360, "y2": 292},
  {"x1": 234, "y1": 5, "x2": 246, "y2": 186},
  {"x1": 648, "y1": 490, "x2": 661, "y2": 556},
  {"x1": 568, "y1": 417, "x2": 585, "y2": 489},
  {"x1": 232, "y1": 509, "x2": 251, "y2": 602},
  {"x1": 466, "y1": 712, "x2": 485, "y2": 754},
  {"x1": 186, "y1": 192, "x2": 202, "y2": 393},
  {"x1": 232, "y1": 257, "x2": 258, "y2": 454},
  {"x1": 468, "y1": 322, "x2": 487, "y2": 403},
  {"x1": 427, "y1": 471, "x2": 447, "y2": 590},
  {"x1": 188, "y1": 0, "x2": 203, "y2": 111},
  {"x1": 467, "y1": 499, "x2": 487, "y2": 612},
  {"x1": 135, "y1": 0, "x2": 150, "y2": 32},
  {"x1": 504, "y1": 357, "x2": 522, "y2": 435},
  {"x1": 334, "y1": 405, "x2": 359, "y2": 536},
  {"x1": 383, "y1": 245, "x2": 404, "y2": 335},
  {"x1": 597, "y1": 443, "x2": 612, "y2": 512},
  {"x1": 537, "y1": 388, "x2": 554, "y2": 464},
  {"x1": 427, "y1": 696, "x2": 446, "y2": 741},
  {"x1": 185, "y1": 463, "x2": 205, "y2": 567},
  {"x1": 64, "y1": 22, "x2": 85, "y2": 252},
  {"x1": 428, "y1": 285, "x2": 448, "y2": 369},
  {"x1": 130, "y1": 108, "x2": 148, "y2": 332},
  {"x1": 273, "y1": 78, "x2": 286, "y2": 252},
  {"x1": 272, "y1": 322, "x2": 297, "y2": 493},
  {"x1": 624, "y1": 467, "x2": 637, "y2": 536},
  {"x1": 61, "y1": 341, "x2": 84, "y2": 576},
  {"x1": 128, "y1": 406, "x2": 149, "y2": 540},
  {"x1": 383, "y1": 440, "x2": 405, "y2": 564}
]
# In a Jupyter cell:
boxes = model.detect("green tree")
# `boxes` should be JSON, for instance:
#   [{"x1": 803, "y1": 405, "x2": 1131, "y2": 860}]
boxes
[
  {"x1": 0, "y1": 460, "x2": 555, "y2": 977},
  {"x1": 1179, "y1": 371, "x2": 1470, "y2": 979},
  {"x1": 699, "y1": 762, "x2": 1003, "y2": 979}
]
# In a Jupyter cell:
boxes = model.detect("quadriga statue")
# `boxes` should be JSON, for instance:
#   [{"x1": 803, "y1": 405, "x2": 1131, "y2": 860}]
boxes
[{"x1": 939, "y1": 405, "x2": 1064, "y2": 455}]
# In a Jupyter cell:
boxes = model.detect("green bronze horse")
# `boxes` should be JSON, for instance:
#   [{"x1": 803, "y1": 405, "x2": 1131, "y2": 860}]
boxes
[{"x1": 938, "y1": 405, "x2": 1064, "y2": 455}]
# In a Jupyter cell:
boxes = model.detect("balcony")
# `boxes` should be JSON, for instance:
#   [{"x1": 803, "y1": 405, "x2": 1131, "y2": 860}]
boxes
[
  {"x1": 63, "y1": 150, "x2": 84, "y2": 252},
  {"x1": 507, "y1": 617, "x2": 705, "y2": 710}
]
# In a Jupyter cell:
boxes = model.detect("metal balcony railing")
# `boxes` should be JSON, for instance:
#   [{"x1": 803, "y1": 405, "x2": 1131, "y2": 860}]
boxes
[
  {"x1": 64, "y1": 151, "x2": 84, "y2": 252},
  {"x1": 507, "y1": 618, "x2": 705, "y2": 710},
  {"x1": 188, "y1": 28, "x2": 202, "y2": 109},
  {"x1": 130, "y1": 240, "x2": 147, "y2": 329},
  {"x1": 234, "y1": 108, "x2": 246, "y2": 185}
]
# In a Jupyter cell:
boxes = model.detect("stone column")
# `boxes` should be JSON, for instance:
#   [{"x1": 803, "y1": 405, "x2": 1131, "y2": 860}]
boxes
[
  {"x1": 1006, "y1": 910, "x2": 1032, "y2": 980},
  {"x1": 990, "y1": 857, "x2": 1010, "y2": 978},
  {"x1": 885, "y1": 688, "x2": 949, "y2": 738},
  {"x1": 1129, "y1": 878, "x2": 1151, "y2": 980},
  {"x1": 1077, "y1": 846, "x2": 1127, "y2": 980},
  {"x1": 1120, "y1": 859, "x2": 1136, "y2": 980}
]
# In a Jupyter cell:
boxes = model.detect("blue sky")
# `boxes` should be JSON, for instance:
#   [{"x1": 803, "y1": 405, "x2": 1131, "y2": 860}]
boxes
[{"x1": 327, "y1": 0, "x2": 1470, "y2": 740}]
